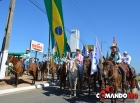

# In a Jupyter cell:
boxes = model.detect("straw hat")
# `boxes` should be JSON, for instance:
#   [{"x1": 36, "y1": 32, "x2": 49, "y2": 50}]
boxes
[
  {"x1": 76, "y1": 48, "x2": 81, "y2": 51},
  {"x1": 110, "y1": 46, "x2": 117, "y2": 49},
  {"x1": 89, "y1": 48, "x2": 93, "y2": 51},
  {"x1": 124, "y1": 51, "x2": 128, "y2": 54},
  {"x1": 43, "y1": 53, "x2": 47, "y2": 56}
]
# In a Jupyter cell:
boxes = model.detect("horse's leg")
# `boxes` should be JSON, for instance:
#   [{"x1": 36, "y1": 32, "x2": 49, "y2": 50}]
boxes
[
  {"x1": 69, "y1": 78, "x2": 73, "y2": 98},
  {"x1": 74, "y1": 81, "x2": 77, "y2": 97},
  {"x1": 52, "y1": 73, "x2": 54, "y2": 82},
  {"x1": 88, "y1": 78, "x2": 91, "y2": 96},
  {"x1": 41, "y1": 71, "x2": 44, "y2": 82},
  {"x1": 16, "y1": 73, "x2": 19, "y2": 87}
]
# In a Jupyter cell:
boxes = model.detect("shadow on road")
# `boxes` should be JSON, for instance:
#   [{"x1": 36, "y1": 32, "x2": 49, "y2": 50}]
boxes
[{"x1": 42, "y1": 85, "x2": 103, "y2": 103}]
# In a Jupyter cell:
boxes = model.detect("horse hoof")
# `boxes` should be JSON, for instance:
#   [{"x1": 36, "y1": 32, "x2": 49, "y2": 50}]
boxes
[{"x1": 12, "y1": 84, "x2": 17, "y2": 88}]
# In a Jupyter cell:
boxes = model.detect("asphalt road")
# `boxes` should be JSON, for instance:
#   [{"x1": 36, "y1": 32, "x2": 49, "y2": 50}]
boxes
[{"x1": 0, "y1": 83, "x2": 140, "y2": 103}]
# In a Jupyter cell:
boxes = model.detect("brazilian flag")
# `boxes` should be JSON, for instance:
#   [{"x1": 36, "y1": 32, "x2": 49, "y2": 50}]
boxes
[{"x1": 44, "y1": 0, "x2": 68, "y2": 57}]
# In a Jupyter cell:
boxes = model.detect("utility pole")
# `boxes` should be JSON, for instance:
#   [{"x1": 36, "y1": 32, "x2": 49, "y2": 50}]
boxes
[
  {"x1": 101, "y1": 41, "x2": 107, "y2": 52},
  {"x1": 0, "y1": 0, "x2": 16, "y2": 79}
]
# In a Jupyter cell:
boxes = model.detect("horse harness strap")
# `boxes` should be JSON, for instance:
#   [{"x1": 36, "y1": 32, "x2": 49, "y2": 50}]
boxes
[{"x1": 109, "y1": 64, "x2": 119, "y2": 80}]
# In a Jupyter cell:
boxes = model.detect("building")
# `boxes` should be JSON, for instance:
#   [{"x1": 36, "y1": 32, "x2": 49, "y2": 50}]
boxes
[{"x1": 70, "y1": 29, "x2": 80, "y2": 52}]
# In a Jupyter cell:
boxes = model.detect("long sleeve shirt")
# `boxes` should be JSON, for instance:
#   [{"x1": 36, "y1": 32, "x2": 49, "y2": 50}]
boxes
[
  {"x1": 122, "y1": 55, "x2": 131, "y2": 64},
  {"x1": 42, "y1": 57, "x2": 49, "y2": 62},
  {"x1": 24, "y1": 53, "x2": 30, "y2": 61},
  {"x1": 89, "y1": 51, "x2": 93, "y2": 61},
  {"x1": 110, "y1": 52, "x2": 122, "y2": 63},
  {"x1": 74, "y1": 54, "x2": 83, "y2": 64}
]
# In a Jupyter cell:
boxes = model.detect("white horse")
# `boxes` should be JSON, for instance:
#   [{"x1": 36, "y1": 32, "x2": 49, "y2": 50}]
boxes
[{"x1": 67, "y1": 58, "x2": 82, "y2": 98}]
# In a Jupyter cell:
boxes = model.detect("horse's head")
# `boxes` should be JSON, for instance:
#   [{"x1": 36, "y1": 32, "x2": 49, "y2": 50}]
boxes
[
  {"x1": 44, "y1": 61, "x2": 51, "y2": 68},
  {"x1": 102, "y1": 59, "x2": 113, "y2": 79},
  {"x1": 83, "y1": 56, "x2": 91, "y2": 71},
  {"x1": 61, "y1": 61, "x2": 68, "y2": 75},
  {"x1": 6, "y1": 54, "x2": 14, "y2": 65},
  {"x1": 68, "y1": 58, "x2": 77, "y2": 73}
]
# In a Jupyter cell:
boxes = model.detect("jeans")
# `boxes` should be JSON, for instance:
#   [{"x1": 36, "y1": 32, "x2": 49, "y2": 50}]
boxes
[
  {"x1": 97, "y1": 64, "x2": 102, "y2": 77},
  {"x1": 127, "y1": 64, "x2": 134, "y2": 76},
  {"x1": 119, "y1": 64, "x2": 126, "y2": 82},
  {"x1": 77, "y1": 64, "x2": 83, "y2": 80},
  {"x1": 24, "y1": 59, "x2": 29, "y2": 70}
]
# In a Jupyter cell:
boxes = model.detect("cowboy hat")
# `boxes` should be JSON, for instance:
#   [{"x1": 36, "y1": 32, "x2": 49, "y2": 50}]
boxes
[
  {"x1": 124, "y1": 51, "x2": 128, "y2": 54},
  {"x1": 43, "y1": 53, "x2": 47, "y2": 56},
  {"x1": 110, "y1": 46, "x2": 117, "y2": 49},
  {"x1": 26, "y1": 48, "x2": 30, "y2": 51},
  {"x1": 76, "y1": 48, "x2": 81, "y2": 51},
  {"x1": 89, "y1": 48, "x2": 93, "y2": 51}
]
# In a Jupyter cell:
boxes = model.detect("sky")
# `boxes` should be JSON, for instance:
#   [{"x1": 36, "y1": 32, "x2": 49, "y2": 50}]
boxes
[{"x1": 0, "y1": 0, "x2": 140, "y2": 73}]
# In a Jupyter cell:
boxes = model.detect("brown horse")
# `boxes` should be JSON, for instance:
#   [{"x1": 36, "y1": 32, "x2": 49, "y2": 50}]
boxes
[
  {"x1": 121, "y1": 62, "x2": 136, "y2": 93},
  {"x1": 6, "y1": 54, "x2": 24, "y2": 87},
  {"x1": 26, "y1": 63, "x2": 39, "y2": 85},
  {"x1": 83, "y1": 56, "x2": 103, "y2": 96},
  {"x1": 40, "y1": 61, "x2": 57, "y2": 82},
  {"x1": 58, "y1": 62, "x2": 68, "y2": 91},
  {"x1": 102, "y1": 60, "x2": 123, "y2": 103}
]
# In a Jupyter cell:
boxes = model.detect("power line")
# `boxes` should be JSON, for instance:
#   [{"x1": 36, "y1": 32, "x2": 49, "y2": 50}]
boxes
[
  {"x1": 67, "y1": 0, "x2": 105, "y2": 41},
  {"x1": 29, "y1": 0, "x2": 86, "y2": 45}
]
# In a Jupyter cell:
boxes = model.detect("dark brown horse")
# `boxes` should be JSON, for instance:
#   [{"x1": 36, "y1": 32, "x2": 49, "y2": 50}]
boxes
[
  {"x1": 58, "y1": 62, "x2": 68, "y2": 91},
  {"x1": 102, "y1": 60, "x2": 123, "y2": 103},
  {"x1": 83, "y1": 56, "x2": 103, "y2": 96},
  {"x1": 26, "y1": 63, "x2": 39, "y2": 85},
  {"x1": 121, "y1": 62, "x2": 136, "y2": 93},
  {"x1": 40, "y1": 61, "x2": 57, "y2": 82},
  {"x1": 6, "y1": 54, "x2": 24, "y2": 87}
]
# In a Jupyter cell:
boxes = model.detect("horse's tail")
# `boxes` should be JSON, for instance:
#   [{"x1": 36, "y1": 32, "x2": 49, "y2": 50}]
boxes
[{"x1": 36, "y1": 67, "x2": 38, "y2": 81}]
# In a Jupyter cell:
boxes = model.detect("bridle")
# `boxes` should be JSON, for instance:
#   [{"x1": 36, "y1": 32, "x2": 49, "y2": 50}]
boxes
[{"x1": 7, "y1": 55, "x2": 14, "y2": 63}]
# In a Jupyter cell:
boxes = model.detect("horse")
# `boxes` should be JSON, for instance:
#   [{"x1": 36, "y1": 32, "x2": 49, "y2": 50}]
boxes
[
  {"x1": 121, "y1": 62, "x2": 136, "y2": 93},
  {"x1": 5, "y1": 54, "x2": 24, "y2": 87},
  {"x1": 102, "y1": 59, "x2": 124, "y2": 103},
  {"x1": 26, "y1": 63, "x2": 39, "y2": 85},
  {"x1": 83, "y1": 56, "x2": 103, "y2": 96},
  {"x1": 58, "y1": 61, "x2": 68, "y2": 91},
  {"x1": 67, "y1": 58, "x2": 81, "y2": 98},
  {"x1": 40, "y1": 61, "x2": 57, "y2": 82}
]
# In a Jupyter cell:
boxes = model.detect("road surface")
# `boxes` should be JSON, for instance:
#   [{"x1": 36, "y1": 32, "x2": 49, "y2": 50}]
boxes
[{"x1": 0, "y1": 83, "x2": 140, "y2": 103}]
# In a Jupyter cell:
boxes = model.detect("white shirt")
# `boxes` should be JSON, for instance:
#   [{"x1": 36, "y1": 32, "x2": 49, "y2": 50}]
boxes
[
  {"x1": 122, "y1": 55, "x2": 131, "y2": 64},
  {"x1": 89, "y1": 51, "x2": 93, "y2": 61}
]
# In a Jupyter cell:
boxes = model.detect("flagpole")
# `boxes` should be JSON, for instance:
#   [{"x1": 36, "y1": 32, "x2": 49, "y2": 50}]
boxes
[{"x1": 47, "y1": 27, "x2": 51, "y2": 76}]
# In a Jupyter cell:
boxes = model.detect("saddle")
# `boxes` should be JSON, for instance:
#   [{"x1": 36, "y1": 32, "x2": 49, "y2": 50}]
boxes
[{"x1": 122, "y1": 62, "x2": 136, "y2": 78}]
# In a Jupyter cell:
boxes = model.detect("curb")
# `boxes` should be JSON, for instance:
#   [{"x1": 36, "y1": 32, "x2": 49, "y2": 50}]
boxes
[{"x1": 0, "y1": 82, "x2": 58, "y2": 95}]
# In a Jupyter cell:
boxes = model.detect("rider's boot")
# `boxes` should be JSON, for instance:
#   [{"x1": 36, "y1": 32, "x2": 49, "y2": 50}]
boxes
[{"x1": 127, "y1": 64, "x2": 136, "y2": 78}]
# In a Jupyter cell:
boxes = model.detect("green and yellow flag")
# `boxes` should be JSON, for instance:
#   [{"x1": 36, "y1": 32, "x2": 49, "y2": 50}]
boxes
[{"x1": 44, "y1": 0, "x2": 67, "y2": 57}]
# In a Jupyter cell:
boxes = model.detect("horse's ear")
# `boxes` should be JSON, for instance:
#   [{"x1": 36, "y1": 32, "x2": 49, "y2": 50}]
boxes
[{"x1": 103, "y1": 56, "x2": 106, "y2": 60}]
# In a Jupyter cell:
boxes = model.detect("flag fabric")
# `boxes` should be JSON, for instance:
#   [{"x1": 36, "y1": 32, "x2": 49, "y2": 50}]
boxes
[
  {"x1": 113, "y1": 37, "x2": 117, "y2": 46},
  {"x1": 53, "y1": 40, "x2": 57, "y2": 56},
  {"x1": 51, "y1": 55, "x2": 54, "y2": 66},
  {"x1": 66, "y1": 41, "x2": 71, "y2": 52},
  {"x1": 106, "y1": 50, "x2": 110, "y2": 59},
  {"x1": 44, "y1": 0, "x2": 68, "y2": 57},
  {"x1": 112, "y1": 37, "x2": 120, "y2": 52},
  {"x1": 82, "y1": 45, "x2": 89, "y2": 56},
  {"x1": 91, "y1": 38, "x2": 103, "y2": 75}
]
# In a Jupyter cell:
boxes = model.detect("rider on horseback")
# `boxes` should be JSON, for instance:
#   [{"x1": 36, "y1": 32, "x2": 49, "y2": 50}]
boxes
[
  {"x1": 60, "y1": 53, "x2": 66, "y2": 65},
  {"x1": 89, "y1": 48, "x2": 102, "y2": 80},
  {"x1": 110, "y1": 46, "x2": 127, "y2": 84},
  {"x1": 22, "y1": 48, "x2": 31, "y2": 73},
  {"x1": 42, "y1": 54, "x2": 49, "y2": 62},
  {"x1": 122, "y1": 51, "x2": 136, "y2": 78},
  {"x1": 74, "y1": 48, "x2": 83, "y2": 80}
]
